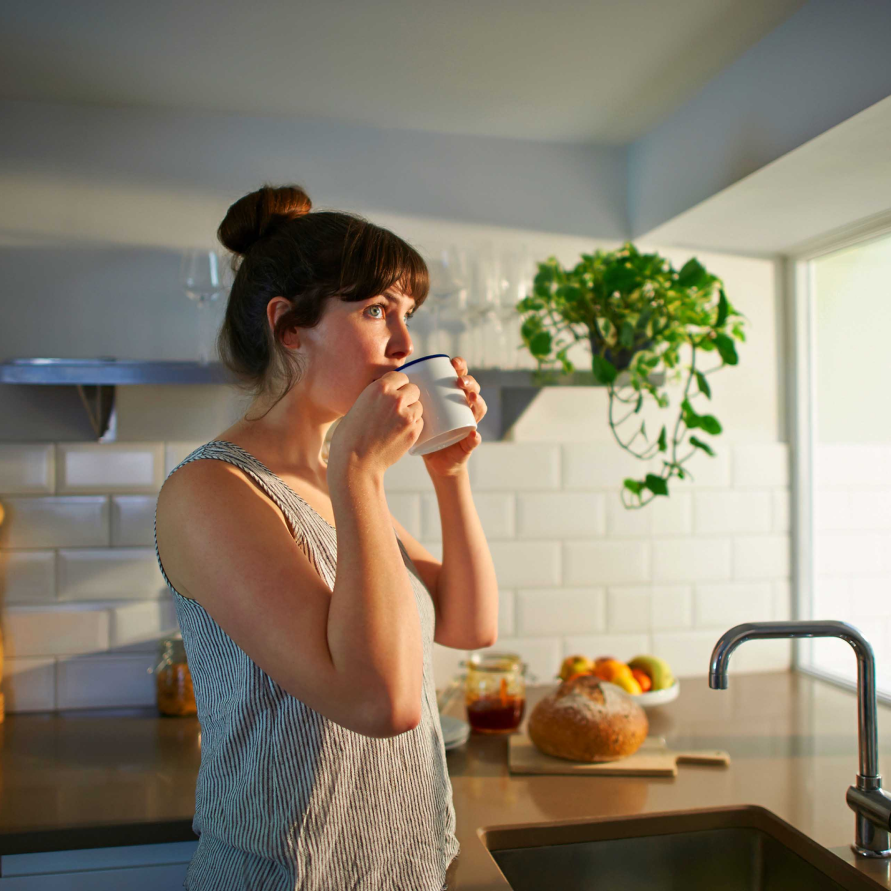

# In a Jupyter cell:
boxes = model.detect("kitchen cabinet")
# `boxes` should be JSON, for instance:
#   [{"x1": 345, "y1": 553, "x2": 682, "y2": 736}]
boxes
[{"x1": 0, "y1": 840, "x2": 197, "y2": 890}]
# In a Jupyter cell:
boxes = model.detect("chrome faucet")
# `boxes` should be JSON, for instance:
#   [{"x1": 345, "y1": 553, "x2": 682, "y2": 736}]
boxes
[{"x1": 709, "y1": 620, "x2": 891, "y2": 858}]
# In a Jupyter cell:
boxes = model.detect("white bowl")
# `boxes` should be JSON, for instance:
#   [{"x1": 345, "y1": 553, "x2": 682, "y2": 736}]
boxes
[{"x1": 634, "y1": 679, "x2": 680, "y2": 707}]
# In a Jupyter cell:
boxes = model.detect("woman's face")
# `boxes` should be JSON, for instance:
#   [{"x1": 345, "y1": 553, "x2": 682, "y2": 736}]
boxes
[{"x1": 299, "y1": 287, "x2": 418, "y2": 414}]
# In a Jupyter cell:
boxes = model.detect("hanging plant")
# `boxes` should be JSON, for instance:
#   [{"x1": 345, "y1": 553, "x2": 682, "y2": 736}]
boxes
[{"x1": 516, "y1": 242, "x2": 746, "y2": 508}]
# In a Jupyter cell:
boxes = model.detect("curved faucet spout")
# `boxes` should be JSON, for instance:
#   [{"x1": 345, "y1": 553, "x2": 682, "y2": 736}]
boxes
[{"x1": 709, "y1": 620, "x2": 878, "y2": 778}]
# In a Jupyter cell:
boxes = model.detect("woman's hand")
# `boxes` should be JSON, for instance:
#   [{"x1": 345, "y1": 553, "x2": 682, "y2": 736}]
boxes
[{"x1": 421, "y1": 356, "x2": 487, "y2": 478}]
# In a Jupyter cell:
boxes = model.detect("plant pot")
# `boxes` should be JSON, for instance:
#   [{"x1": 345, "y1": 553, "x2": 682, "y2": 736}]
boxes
[{"x1": 589, "y1": 331, "x2": 654, "y2": 373}]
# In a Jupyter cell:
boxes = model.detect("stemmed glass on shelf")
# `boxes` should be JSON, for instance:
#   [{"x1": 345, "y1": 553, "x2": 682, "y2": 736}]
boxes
[{"x1": 180, "y1": 249, "x2": 230, "y2": 365}]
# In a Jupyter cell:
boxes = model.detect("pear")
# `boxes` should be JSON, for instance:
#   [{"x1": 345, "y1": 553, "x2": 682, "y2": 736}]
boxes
[
  {"x1": 627, "y1": 655, "x2": 675, "y2": 691},
  {"x1": 559, "y1": 654, "x2": 594, "y2": 681}
]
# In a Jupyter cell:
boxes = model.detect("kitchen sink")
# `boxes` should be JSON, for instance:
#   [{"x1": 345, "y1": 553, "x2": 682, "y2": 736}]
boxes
[{"x1": 480, "y1": 806, "x2": 885, "y2": 890}]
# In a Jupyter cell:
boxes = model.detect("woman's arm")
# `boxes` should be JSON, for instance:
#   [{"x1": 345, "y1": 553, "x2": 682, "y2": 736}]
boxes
[{"x1": 391, "y1": 467, "x2": 498, "y2": 651}]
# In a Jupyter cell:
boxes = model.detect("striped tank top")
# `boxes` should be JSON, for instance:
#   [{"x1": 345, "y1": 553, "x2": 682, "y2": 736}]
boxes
[{"x1": 153, "y1": 440, "x2": 460, "y2": 890}]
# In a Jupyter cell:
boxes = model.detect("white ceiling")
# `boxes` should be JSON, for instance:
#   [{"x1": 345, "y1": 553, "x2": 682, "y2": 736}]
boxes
[
  {"x1": 0, "y1": 0, "x2": 805, "y2": 144},
  {"x1": 639, "y1": 94, "x2": 891, "y2": 257}
]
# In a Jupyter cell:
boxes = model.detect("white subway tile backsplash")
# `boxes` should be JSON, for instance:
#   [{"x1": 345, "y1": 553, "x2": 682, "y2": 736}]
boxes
[
  {"x1": 432, "y1": 643, "x2": 468, "y2": 691},
  {"x1": 0, "y1": 550, "x2": 56, "y2": 604},
  {"x1": 57, "y1": 443, "x2": 164, "y2": 493},
  {"x1": 517, "y1": 492, "x2": 605, "y2": 539},
  {"x1": 56, "y1": 654, "x2": 156, "y2": 709},
  {"x1": 0, "y1": 444, "x2": 55, "y2": 494},
  {"x1": 489, "y1": 541, "x2": 561, "y2": 587},
  {"x1": 733, "y1": 535, "x2": 791, "y2": 580},
  {"x1": 773, "y1": 580, "x2": 792, "y2": 621},
  {"x1": 693, "y1": 491, "x2": 772, "y2": 535},
  {"x1": 562, "y1": 444, "x2": 658, "y2": 490},
  {"x1": 729, "y1": 639, "x2": 793, "y2": 674},
  {"x1": 386, "y1": 493, "x2": 422, "y2": 539},
  {"x1": 605, "y1": 494, "x2": 692, "y2": 537},
  {"x1": 422, "y1": 491, "x2": 515, "y2": 541},
  {"x1": 111, "y1": 496, "x2": 158, "y2": 546},
  {"x1": 497, "y1": 590, "x2": 516, "y2": 637},
  {"x1": 564, "y1": 540, "x2": 650, "y2": 585},
  {"x1": 651, "y1": 630, "x2": 718, "y2": 677},
  {"x1": 694, "y1": 582, "x2": 773, "y2": 628},
  {"x1": 607, "y1": 585, "x2": 692, "y2": 633},
  {"x1": 110, "y1": 598, "x2": 179, "y2": 650},
  {"x1": 563, "y1": 633, "x2": 650, "y2": 665},
  {"x1": 472, "y1": 443, "x2": 561, "y2": 490},
  {"x1": 3, "y1": 605, "x2": 110, "y2": 657},
  {"x1": 682, "y1": 449, "x2": 732, "y2": 489},
  {"x1": 0, "y1": 426, "x2": 796, "y2": 713},
  {"x1": 58, "y1": 548, "x2": 166, "y2": 601},
  {"x1": 0, "y1": 497, "x2": 110, "y2": 549},
  {"x1": 516, "y1": 588, "x2": 606, "y2": 637},
  {"x1": 606, "y1": 587, "x2": 650, "y2": 633},
  {"x1": 652, "y1": 538, "x2": 731, "y2": 582},
  {"x1": 732, "y1": 444, "x2": 789, "y2": 489},
  {"x1": 470, "y1": 636, "x2": 562, "y2": 685},
  {"x1": 651, "y1": 494, "x2": 693, "y2": 536},
  {"x1": 164, "y1": 441, "x2": 206, "y2": 475},
  {"x1": 772, "y1": 491, "x2": 790, "y2": 533},
  {"x1": 2, "y1": 657, "x2": 56, "y2": 712},
  {"x1": 385, "y1": 454, "x2": 437, "y2": 492}
]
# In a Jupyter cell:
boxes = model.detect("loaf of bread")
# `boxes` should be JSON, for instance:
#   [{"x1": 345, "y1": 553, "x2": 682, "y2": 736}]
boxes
[{"x1": 527, "y1": 674, "x2": 648, "y2": 762}]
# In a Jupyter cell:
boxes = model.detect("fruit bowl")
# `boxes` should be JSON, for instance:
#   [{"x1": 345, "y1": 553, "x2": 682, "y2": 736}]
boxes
[{"x1": 634, "y1": 679, "x2": 680, "y2": 708}]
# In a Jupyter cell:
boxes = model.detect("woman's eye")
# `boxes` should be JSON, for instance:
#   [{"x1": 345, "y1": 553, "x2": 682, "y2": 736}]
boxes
[{"x1": 368, "y1": 304, "x2": 413, "y2": 323}]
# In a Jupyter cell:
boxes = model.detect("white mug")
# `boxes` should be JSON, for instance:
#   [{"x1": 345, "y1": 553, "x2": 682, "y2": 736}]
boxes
[{"x1": 396, "y1": 354, "x2": 478, "y2": 456}]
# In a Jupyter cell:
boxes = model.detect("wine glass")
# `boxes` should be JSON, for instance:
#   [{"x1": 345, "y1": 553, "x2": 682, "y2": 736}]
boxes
[
  {"x1": 425, "y1": 244, "x2": 471, "y2": 356},
  {"x1": 180, "y1": 249, "x2": 228, "y2": 365}
]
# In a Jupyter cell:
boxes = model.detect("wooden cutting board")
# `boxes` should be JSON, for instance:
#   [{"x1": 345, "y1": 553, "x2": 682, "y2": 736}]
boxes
[{"x1": 509, "y1": 733, "x2": 730, "y2": 778}]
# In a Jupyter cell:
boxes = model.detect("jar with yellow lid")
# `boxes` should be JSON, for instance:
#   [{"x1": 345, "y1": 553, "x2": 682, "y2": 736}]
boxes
[{"x1": 150, "y1": 632, "x2": 197, "y2": 717}]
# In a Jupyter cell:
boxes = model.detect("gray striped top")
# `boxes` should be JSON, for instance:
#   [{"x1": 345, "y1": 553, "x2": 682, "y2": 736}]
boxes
[{"x1": 153, "y1": 440, "x2": 460, "y2": 890}]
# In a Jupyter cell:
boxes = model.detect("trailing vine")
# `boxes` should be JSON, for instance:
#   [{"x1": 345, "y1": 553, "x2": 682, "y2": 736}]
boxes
[{"x1": 516, "y1": 242, "x2": 746, "y2": 508}]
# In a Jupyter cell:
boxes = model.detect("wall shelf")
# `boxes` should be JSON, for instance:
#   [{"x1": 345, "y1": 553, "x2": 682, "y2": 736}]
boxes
[{"x1": 0, "y1": 358, "x2": 662, "y2": 441}]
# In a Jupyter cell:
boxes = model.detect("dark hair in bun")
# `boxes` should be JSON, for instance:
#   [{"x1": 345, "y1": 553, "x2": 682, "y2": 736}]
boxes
[{"x1": 215, "y1": 183, "x2": 429, "y2": 417}]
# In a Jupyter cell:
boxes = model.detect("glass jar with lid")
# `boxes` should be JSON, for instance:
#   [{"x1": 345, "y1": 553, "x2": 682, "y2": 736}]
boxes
[
  {"x1": 461, "y1": 651, "x2": 533, "y2": 734},
  {"x1": 150, "y1": 632, "x2": 197, "y2": 717}
]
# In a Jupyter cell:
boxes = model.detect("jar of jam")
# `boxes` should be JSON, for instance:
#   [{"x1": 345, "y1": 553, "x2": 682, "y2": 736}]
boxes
[
  {"x1": 462, "y1": 652, "x2": 529, "y2": 734},
  {"x1": 150, "y1": 632, "x2": 197, "y2": 717}
]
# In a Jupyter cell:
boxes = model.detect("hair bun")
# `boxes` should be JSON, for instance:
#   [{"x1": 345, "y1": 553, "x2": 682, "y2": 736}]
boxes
[{"x1": 217, "y1": 184, "x2": 312, "y2": 256}]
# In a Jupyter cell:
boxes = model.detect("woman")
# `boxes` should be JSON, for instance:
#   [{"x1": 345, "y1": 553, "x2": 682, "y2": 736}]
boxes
[{"x1": 154, "y1": 184, "x2": 498, "y2": 890}]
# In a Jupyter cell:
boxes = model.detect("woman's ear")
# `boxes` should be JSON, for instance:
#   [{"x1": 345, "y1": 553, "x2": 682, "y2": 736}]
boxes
[{"x1": 267, "y1": 297, "x2": 300, "y2": 349}]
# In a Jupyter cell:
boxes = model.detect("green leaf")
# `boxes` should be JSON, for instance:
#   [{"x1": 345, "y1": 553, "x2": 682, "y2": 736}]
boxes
[
  {"x1": 619, "y1": 320, "x2": 635, "y2": 349},
  {"x1": 623, "y1": 478, "x2": 644, "y2": 496},
  {"x1": 698, "y1": 415, "x2": 723, "y2": 435},
  {"x1": 636, "y1": 305, "x2": 653, "y2": 332},
  {"x1": 657, "y1": 426, "x2": 667, "y2": 452},
  {"x1": 634, "y1": 393, "x2": 643, "y2": 413},
  {"x1": 529, "y1": 330, "x2": 552, "y2": 357},
  {"x1": 695, "y1": 370, "x2": 711, "y2": 399},
  {"x1": 676, "y1": 257, "x2": 707, "y2": 290},
  {"x1": 644, "y1": 474, "x2": 669, "y2": 496},
  {"x1": 689, "y1": 435, "x2": 715, "y2": 456},
  {"x1": 714, "y1": 333, "x2": 738, "y2": 365},
  {"x1": 716, "y1": 289, "x2": 729, "y2": 328},
  {"x1": 591, "y1": 354, "x2": 618, "y2": 384}
]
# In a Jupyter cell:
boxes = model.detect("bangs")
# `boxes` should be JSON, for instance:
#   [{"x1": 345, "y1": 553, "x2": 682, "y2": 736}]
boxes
[{"x1": 336, "y1": 220, "x2": 429, "y2": 308}]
